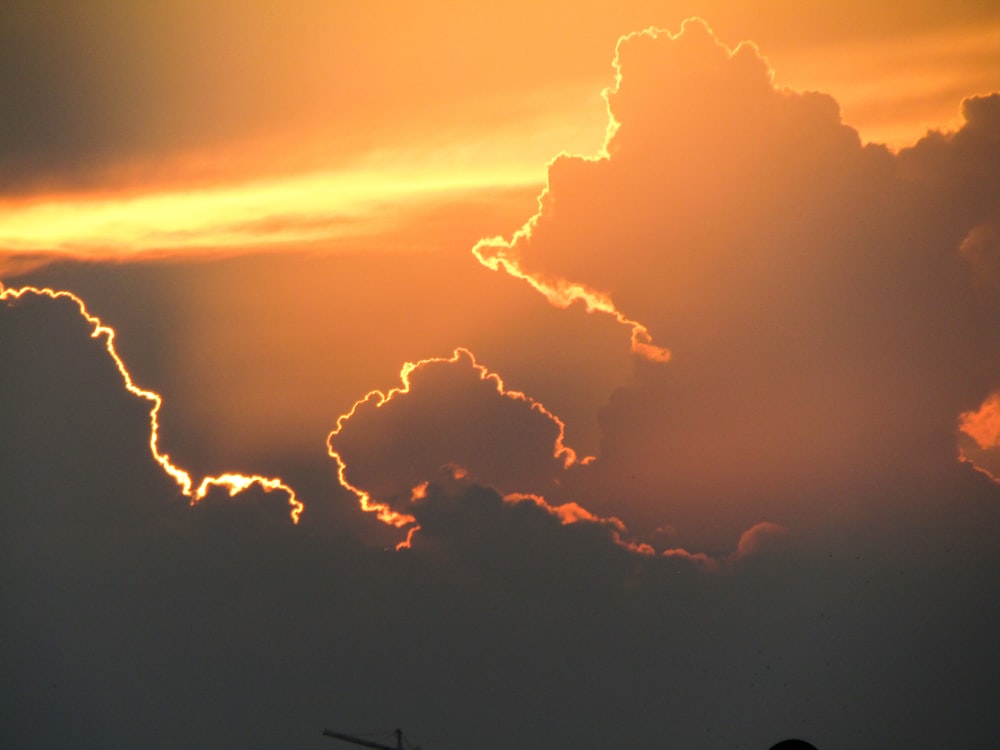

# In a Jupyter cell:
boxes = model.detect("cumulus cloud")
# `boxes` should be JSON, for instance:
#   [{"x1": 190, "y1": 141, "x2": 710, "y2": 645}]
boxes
[
  {"x1": 476, "y1": 18, "x2": 1000, "y2": 548},
  {"x1": 327, "y1": 347, "x2": 589, "y2": 522},
  {"x1": 0, "y1": 289, "x2": 179, "y2": 531},
  {"x1": 0, "y1": 285, "x2": 303, "y2": 524},
  {"x1": 961, "y1": 392, "x2": 1000, "y2": 450},
  {"x1": 5, "y1": 310, "x2": 997, "y2": 749},
  {"x1": 325, "y1": 342, "x2": 792, "y2": 563}
]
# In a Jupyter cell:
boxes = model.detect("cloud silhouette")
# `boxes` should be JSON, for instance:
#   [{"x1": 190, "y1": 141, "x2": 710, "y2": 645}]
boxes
[
  {"x1": 0, "y1": 285, "x2": 303, "y2": 523},
  {"x1": 327, "y1": 347, "x2": 589, "y2": 527},
  {"x1": 0, "y1": 289, "x2": 179, "y2": 531}
]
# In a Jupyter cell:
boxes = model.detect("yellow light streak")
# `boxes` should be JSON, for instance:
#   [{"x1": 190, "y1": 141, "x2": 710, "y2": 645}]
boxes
[{"x1": 0, "y1": 162, "x2": 543, "y2": 258}]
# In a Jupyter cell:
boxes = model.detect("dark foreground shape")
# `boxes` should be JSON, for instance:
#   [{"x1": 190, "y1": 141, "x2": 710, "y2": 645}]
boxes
[{"x1": 769, "y1": 741, "x2": 818, "y2": 750}]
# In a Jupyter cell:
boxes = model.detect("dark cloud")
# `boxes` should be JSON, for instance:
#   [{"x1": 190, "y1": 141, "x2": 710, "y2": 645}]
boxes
[
  {"x1": 324, "y1": 341, "x2": 795, "y2": 565},
  {"x1": 0, "y1": 290, "x2": 178, "y2": 531},
  {"x1": 3, "y1": 283, "x2": 1000, "y2": 749},
  {"x1": 327, "y1": 348, "x2": 584, "y2": 521}
]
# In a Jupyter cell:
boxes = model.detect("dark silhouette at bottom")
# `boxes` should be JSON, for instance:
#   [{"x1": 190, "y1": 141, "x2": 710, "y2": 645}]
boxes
[{"x1": 323, "y1": 728, "x2": 818, "y2": 750}]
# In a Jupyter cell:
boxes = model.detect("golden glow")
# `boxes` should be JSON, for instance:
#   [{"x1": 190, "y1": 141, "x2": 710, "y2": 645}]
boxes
[
  {"x1": 474, "y1": 231, "x2": 670, "y2": 362},
  {"x1": 959, "y1": 392, "x2": 1000, "y2": 483},
  {"x1": 504, "y1": 491, "x2": 656, "y2": 554},
  {"x1": 3, "y1": 15, "x2": 993, "y2": 269},
  {"x1": 0, "y1": 159, "x2": 542, "y2": 259},
  {"x1": 4, "y1": 8, "x2": 996, "y2": 563},
  {"x1": 0, "y1": 283, "x2": 303, "y2": 523}
]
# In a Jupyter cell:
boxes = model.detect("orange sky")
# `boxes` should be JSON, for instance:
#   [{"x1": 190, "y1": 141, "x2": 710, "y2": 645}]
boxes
[
  {"x1": 4, "y1": 6, "x2": 1000, "y2": 749},
  {"x1": 2, "y1": 1, "x2": 1000, "y2": 261}
]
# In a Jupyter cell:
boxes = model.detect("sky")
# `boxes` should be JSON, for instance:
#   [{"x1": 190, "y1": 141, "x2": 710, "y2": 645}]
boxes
[{"x1": 2, "y1": 2, "x2": 1000, "y2": 749}]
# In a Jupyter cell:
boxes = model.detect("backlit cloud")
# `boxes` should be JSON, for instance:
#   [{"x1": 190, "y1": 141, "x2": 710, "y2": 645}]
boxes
[
  {"x1": 474, "y1": 18, "x2": 1000, "y2": 548},
  {"x1": 0, "y1": 166, "x2": 541, "y2": 272},
  {"x1": 326, "y1": 347, "x2": 591, "y2": 530},
  {"x1": 0, "y1": 284, "x2": 303, "y2": 523}
]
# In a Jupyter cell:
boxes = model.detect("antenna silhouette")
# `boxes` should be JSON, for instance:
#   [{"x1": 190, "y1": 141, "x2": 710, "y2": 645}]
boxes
[{"x1": 323, "y1": 728, "x2": 419, "y2": 750}]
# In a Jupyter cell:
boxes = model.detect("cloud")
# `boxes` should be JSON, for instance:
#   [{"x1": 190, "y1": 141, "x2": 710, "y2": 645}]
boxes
[
  {"x1": 732, "y1": 520, "x2": 792, "y2": 561},
  {"x1": 961, "y1": 391, "x2": 1000, "y2": 450},
  {"x1": 326, "y1": 347, "x2": 591, "y2": 528},
  {"x1": 0, "y1": 280, "x2": 832, "y2": 750},
  {"x1": 0, "y1": 284, "x2": 303, "y2": 523},
  {"x1": 0, "y1": 287, "x2": 178, "y2": 531},
  {"x1": 324, "y1": 338, "x2": 801, "y2": 569},
  {"x1": 474, "y1": 18, "x2": 1000, "y2": 549},
  {"x1": 402, "y1": 473, "x2": 647, "y2": 581}
]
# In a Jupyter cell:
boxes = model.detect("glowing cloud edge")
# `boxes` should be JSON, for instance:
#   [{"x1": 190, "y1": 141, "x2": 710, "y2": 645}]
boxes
[
  {"x1": 324, "y1": 346, "x2": 597, "y2": 544},
  {"x1": 0, "y1": 283, "x2": 304, "y2": 523}
]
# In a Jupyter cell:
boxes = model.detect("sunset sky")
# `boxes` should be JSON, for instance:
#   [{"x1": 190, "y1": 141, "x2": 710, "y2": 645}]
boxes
[{"x1": 3, "y1": 3, "x2": 1000, "y2": 749}]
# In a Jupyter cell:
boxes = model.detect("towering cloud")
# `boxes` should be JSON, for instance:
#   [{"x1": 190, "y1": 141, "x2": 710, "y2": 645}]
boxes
[{"x1": 476, "y1": 18, "x2": 1000, "y2": 548}]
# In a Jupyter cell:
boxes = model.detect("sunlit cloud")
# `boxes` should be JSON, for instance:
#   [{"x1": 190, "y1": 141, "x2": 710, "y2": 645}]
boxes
[{"x1": 474, "y1": 229, "x2": 671, "y2": 362}]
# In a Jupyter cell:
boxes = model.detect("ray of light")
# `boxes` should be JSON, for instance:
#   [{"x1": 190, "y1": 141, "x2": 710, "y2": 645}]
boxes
[{"x1": 0, "y1": 161, "x2": 543, "y2": 260}]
